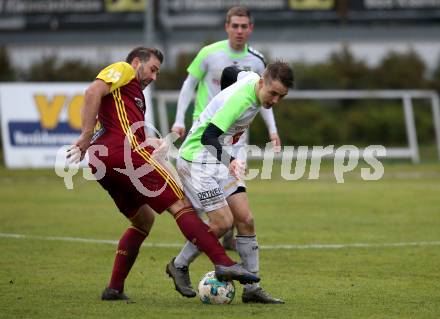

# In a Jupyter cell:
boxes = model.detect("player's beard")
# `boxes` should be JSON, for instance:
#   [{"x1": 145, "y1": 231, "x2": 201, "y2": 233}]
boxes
[
  {"x1": 140, "y1": 79, "x2": 150, "y2": 90},
  {"x1": 136, "y1": 63, "x2": 149, "y2": 90}
]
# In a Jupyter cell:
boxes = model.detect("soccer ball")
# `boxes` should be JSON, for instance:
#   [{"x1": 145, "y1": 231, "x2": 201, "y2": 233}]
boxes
[{"x1": 198, "y1": 271, "x2": 235, "y2": 305}]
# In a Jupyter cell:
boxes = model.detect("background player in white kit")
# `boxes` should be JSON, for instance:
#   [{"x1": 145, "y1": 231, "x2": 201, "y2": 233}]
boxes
[
  {"x1": 171, "y1": 6, "x2": 281, "y2": 250},
  {"x1": 167, "y1": 61, "x2": 294, "y2": 304}
]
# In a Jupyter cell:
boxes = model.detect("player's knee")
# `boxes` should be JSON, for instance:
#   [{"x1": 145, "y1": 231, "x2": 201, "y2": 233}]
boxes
[
  {"x1": 235, "y1": 215, "x2": 255, "y2": 234},
  {"x1": 209, "y1": 217, "x2": 233, "y2": 237},
  {"x1": 131, "y1": 215, "x2": 154, "y2": 234},
  {"x1": 207, "y1": 224, "x2": 221, "y2": 237},
  {"x1": 130, "y1": 206, "x2": 155, "y2": 234}
]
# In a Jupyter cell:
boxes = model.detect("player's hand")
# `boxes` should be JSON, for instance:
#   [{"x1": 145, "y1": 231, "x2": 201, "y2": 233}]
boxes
[
  {"x1": 171, "y1": 125, "x2": 186, "y2": 139},
  {"x1": 146, "y1": 137, "x2": 162, "y2": 149},
  {"x1": 149, "y1": 138, "x2": 168, "y2": 158},
  {"x1": 270, "y1": 132, "x2": 282, "y2": 153},
  {"x1": 67, "y1": 132, "x2": 92, "y2": 163},
  {"x1": 66, "y1": 145, "x2": 81, "y2": 164},
  {"x1": 229, "y1": 159, "x2": 246, "y2": 180}
]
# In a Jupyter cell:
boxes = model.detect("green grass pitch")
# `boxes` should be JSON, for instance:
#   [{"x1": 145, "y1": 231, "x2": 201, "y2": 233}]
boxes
[{"x1": 1, "y1": 162, "x2": 440, "y2": 318}]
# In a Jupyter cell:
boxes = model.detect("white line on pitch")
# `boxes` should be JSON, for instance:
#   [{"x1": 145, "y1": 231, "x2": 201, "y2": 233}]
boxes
[{"x1": 1, "y1": 232, "x2": 440, "y2": 250}]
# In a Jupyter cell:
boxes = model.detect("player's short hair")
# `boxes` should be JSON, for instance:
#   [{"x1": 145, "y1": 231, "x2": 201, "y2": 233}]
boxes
[
  {"x1": 220, "y1": 65, "x2": 243, "y2": 90},
  {"x1": 226, "y1": 6, "x2": 252, "y2": 24},
  {"x1": 263, "y1": 60, "x2": 294, "y2": 89},
  {"x1": 126, "y1": 47, "x2": 164, "y2": 64}
]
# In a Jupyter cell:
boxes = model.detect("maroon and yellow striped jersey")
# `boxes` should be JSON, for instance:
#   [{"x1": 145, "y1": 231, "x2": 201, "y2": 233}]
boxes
[
  {"x1": 88, "y1": 62, "x2": 185, "y2": 212},
  {"x1": 92, "y1": 61, "x2": 147, "y2": 153}
]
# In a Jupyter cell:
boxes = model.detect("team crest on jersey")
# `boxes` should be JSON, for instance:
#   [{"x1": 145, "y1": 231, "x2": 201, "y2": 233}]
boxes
[
  {"x1": 134, "y1": 97, "x2": 145, "y2": 112},
  {"x1": 232, "y1": 61, "x2": 251, "y2": 71}
]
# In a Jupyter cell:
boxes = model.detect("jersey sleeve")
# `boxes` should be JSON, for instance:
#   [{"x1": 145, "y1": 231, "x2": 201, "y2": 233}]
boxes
[
  {"x1": 174, "y1": 75, "x2": 199, "y2": 127},
  {"x1": 187, "y1": 46, "x2": 209, "y2": 80},
  {"x1": 96, "y1": 62, "x2": 136, "y2": 93},
  {"x1": 210, "y1": 88, "x2": 253, "y2": 132},
  {"x1": 248, "y1": 46, "x2": 266, "y2": 75},
  {"x1": 256, "y1": 60, "x2": 265, "y2": 76},
  {"x1": 259, "y1": 107, "x2": 278, "y2": 134}
]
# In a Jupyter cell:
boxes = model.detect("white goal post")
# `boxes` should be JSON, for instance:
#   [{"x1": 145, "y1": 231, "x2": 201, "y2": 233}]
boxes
[{"x1": 152, "y1": 90, "x2": 440, "y2": 163}]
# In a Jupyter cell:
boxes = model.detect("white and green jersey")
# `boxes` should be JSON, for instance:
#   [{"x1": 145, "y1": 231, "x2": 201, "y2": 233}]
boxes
[
  {"x1": 187, "y1": 40, "x2": 265, "y2": 120},
  {"x1": 180, "y1": 72, "x2": 261, "y2": 163}
]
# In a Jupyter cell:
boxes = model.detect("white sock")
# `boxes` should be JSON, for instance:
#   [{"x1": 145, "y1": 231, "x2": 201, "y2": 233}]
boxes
[
  {"x1": 174, "y1": 241, "x2": 201, "y2": 268},
  {"x1": 236, "y1": 235, "x2": 260, "y2": 289}
]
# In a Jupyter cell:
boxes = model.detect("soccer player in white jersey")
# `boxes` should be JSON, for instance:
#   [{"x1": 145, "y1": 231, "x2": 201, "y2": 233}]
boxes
[
  {"x1": 171, "y1": 7, "x2": 279, "y2": 145},
  {"x1": 166, "y1": 61, "x2": 294, "y2": 304},
  {"x1": 172, "y1": 6, "x2": 280, "y2": 250}
]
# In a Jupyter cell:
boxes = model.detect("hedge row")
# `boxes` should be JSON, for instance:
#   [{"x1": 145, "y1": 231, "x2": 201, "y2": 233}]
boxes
[{"x1": 1, "y1": 46, "x2": 439, "y2": 147}]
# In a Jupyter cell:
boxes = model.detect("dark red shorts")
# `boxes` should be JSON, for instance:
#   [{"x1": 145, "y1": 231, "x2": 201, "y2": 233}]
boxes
[{"x1": 89, "y1": 148, "x2": 184, "y2": 218}]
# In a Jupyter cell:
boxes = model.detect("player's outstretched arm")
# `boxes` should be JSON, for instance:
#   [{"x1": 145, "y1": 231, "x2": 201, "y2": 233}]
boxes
[
  {"x1": 68, "y1": 79, "x2": 110, "y2": 162},
  {"x1": 259, "y1": 107, "x2": 281, "y2": 153},
  {"x1": 171, "y1": 75, "x2": 199, "y2": 138}
]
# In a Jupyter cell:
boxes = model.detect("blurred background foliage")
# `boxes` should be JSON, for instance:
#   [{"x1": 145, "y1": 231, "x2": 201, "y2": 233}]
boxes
[{"x1": 0, "y1": 45, "x2": 438, "y2": 148}]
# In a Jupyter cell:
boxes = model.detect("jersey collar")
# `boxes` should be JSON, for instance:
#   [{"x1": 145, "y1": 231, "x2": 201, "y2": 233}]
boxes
[{"x1": 226, "y1": 40, "x2": 248, "y2": 59}]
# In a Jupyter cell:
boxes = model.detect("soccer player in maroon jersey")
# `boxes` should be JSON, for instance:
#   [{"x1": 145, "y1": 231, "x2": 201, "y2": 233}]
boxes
[{"x1": 68, "y1": 47, "x2": 259, "y2": 301}]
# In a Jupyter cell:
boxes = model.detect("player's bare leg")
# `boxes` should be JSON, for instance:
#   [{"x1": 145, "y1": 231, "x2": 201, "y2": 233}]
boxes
[
  {"x1": 222, "y1": 227, "x2": 237, "y2": 251},
  {"x1": 228, "y1": 192, "x2": 285, "y2": 304}
]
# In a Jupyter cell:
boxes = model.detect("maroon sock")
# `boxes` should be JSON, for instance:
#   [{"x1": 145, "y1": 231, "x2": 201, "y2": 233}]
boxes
[
  {"x1": 174, "y1": 207, "x2": 234, "y2": 266},
  {"x1": 108, "y1": 226, "x2": 147, "y2": 292}
]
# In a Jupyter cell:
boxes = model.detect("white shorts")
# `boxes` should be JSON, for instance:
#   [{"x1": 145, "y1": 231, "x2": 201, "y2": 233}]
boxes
[{"x1": 176, "y1": 157, "x2": 245, "y2": 213}]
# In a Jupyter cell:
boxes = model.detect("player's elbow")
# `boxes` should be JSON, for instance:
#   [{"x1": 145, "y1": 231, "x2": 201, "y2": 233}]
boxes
[
  {"x1": 85, "y1": 80, "x2": 110, "y2": 101},
  {"x1": 202, "y1": 123, "x2": 223, "y2": 146},
  {"x1": 201, "y1": 132, "x2": 219, "y2": 158},
  {"x1": 84, "y1": 86, "x2": 95, "y2": 100},
  {"x1": 84, "y1": 86, "x2": 102, "y2": 104},
  {"x1": 201, "y1": 131, "x2": 211, "y2": 146},
  {"x1": 209, "y1": 215, "x2": 234, "y2": 237}
]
